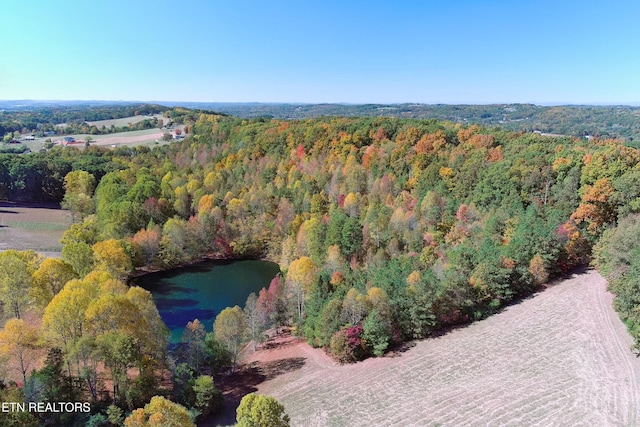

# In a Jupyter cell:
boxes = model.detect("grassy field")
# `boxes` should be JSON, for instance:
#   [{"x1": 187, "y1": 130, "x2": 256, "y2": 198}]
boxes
[
  {"x1": 0, "y1": 203, "x2": 72, "y2": 255},
  {"x1": 229, "y1": 269, "x2": 640, "y2": 427},
  {"x1": 86, "y1": 114, "x2": 165, "y2": 128}
]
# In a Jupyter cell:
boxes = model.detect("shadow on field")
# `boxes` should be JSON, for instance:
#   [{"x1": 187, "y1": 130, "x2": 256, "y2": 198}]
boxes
[
  {"x1": 0, "y1": 201, "x2": 61, "y2": 209},
  {"x1": 386, "y1": 341, "x2": 416, "y2": 358},
  {"x1": 544, "y1": 264, "x2": 590, "y2": 288},
  {"x1": 205, "y1": 357, "x2": 306, "y2": 426},
  {"x1": 425, "y1": 264, "x2": 593, "y2": 344}
]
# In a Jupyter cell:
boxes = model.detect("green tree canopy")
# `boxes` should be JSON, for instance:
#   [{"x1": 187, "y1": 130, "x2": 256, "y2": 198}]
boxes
[{"x1": 236, "y1": 393, "x2": 290, "y2": 427}]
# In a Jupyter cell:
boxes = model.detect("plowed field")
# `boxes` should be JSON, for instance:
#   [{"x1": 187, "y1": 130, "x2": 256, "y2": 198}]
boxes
[{"x1": 246, "y1": 269, "x2": 640, "y2": 426}]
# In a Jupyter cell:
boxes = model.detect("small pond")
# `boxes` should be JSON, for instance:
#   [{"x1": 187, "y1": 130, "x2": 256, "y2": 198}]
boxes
[{"x1": 131, "y1": 259, "x2": 280, "y2": 342}]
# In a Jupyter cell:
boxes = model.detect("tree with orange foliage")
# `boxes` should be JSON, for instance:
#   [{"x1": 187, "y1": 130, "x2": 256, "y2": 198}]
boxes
[
  {"x1": 570, "y1": 177, "x2": 616, "y2": 232},
  {"x1": 130, "y1": 227, "x2": 161, "y2": 267},
  {"x1": 528, "y1": 254, "x2": 549, "y2": 286}
]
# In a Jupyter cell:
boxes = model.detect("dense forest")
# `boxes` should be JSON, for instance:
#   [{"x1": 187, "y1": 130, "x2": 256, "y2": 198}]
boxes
[
  {"x1": 176, "y1": 102, "x2": 640, "y2": 144},
  {"x1": 1, "y1": 109, "x2": 640, "y2": 425}
]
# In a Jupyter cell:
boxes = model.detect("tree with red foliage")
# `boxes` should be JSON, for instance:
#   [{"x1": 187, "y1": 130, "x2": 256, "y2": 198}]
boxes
[
  {"x1": 267, "y1": 275, "x2": 288, "y2": 331},
  {"x1": 329, "y1": 324, "x2": 366, "y2": 363}
]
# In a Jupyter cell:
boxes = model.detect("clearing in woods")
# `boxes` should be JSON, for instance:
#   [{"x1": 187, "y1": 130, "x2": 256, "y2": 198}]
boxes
[
  {"x1": 227, "y1": 268, "x2": 639, "y2": 427},
  {"x1": 0, "y1": 202, "x2": 72, "y2": 255}
]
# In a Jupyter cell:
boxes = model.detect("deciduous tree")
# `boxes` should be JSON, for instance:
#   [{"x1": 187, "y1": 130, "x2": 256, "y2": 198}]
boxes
[
  {"x1": 124, "y1": 395, "x2": 195, "y2": 427},
  {"x1": 182, "y1": 319, "x2": 206, "y2": 372},
  {"x1": 92, "y1": 239, "x2": 133, "y2": 280},
  {"x1": 0, "y1": 250, "x2": 40, "y2": 319},
  {"x1": 0, "y1": 318, "x2": 43, "y2": 385},
  {"x1": 192, "y1": 375, "x2": 223, "y2": 418},
  {"x1": 62, "y1": 241, "x2": 95, "y2": 278},
  {"x1": 213, "y1": 306, "x2": 246, "y2": 370},
  {"x1": 30, "y1": 258, "x2": 77, "y2": 310},
  {"x1": 61, "y1": 170, "x2": 96, "y2": 222},
  {"x1": 236, "y1": 393, "x2": 290, "y2": 427},
  {"x1": 244, "y1": 293, "x2": 267, "y2": 351},
  {"x1": 286, "y1": 257, "x2": 318, "y2": 322}
]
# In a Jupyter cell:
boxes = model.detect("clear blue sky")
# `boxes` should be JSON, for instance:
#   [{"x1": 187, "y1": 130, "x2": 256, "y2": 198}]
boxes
[{"x1": 2, "y1": 0, "x2": 639, "y2": 104}]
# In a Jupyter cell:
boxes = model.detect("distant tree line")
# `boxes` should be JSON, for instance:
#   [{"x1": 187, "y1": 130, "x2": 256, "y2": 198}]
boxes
[
  {"x1": 0, "y1": 147, "x2": 118, "y2": 203},
  {"x1": 180, "y1": 102, "x2": 640, "y2": 144}
]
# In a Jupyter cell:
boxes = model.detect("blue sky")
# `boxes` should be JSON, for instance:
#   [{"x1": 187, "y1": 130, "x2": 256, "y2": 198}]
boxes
[{"x1": 1, "y1": 0, "x2": 638, "y2": 104}]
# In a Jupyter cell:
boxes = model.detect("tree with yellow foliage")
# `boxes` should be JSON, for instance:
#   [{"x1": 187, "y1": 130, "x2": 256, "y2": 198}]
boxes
[
  {"x1": 286, "y1": 257, "x2": 318, "y2": 322},
  {"x1": 61, "y1": 170, "x2": 96, "y2": 222},
  {"x1": 0, "y1": 250, "x2": 40, "y2": 319},
  {"x1": 0, "y1": 318, "x2": 42, "y2": 385},
  {"x1": 213, "y1": 306, "x2": 246, "y2": 370},
  {"x1": 124, "y1": 395, "x2": 195, "y2": 427},
  {"x1": 30, "y1": 258, "x2": 77, "y2": 310},
  {"x1": 236, "y1": 393, "x2": 290, "y2": 427},
  {"x1": 42, "y1": 278, "x2": 99, "y2": 349},
  {"x1": 92, "y1": 239, "x2": 133, "y2": 280}
]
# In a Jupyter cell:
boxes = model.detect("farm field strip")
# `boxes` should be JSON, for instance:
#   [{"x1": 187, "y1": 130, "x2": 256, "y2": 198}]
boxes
[
  {"x1": 86, "y1": 114, "x2": 165, "y2": 128},
  {"x1": 256, "y1": 269, "x2": 640, "y2": 426},
  {"x1": 0, "y1": 205, "x2": 71, "y2": 253}
]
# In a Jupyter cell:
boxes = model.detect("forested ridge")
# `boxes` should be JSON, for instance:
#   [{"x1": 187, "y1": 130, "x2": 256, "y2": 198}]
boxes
[
  {"x1": 174, "y1": 102, "x2": 640, "y2": 144},
  {"x1": 2, "y1": 111, "x2": 640, "y2": 424},
  {"x1": 5, "y1": 101, "x2": 640, "y2": 144}
]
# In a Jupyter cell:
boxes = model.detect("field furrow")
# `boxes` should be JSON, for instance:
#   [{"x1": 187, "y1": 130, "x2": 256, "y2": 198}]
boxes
[{"x1": 253, "y1": 269, "x2": 640, "y2": 426}]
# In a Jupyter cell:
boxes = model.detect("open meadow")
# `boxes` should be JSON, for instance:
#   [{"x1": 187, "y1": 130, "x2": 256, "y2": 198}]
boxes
[
  {"x1": 0, "y1": 203, "x2": 71, "y2": 255},
  {"x1": 86, "y1": 114, "x2": 165, "y2": 128},
  {"x1": 228, "y1": 269, "x2": 640, "y2": 427}
]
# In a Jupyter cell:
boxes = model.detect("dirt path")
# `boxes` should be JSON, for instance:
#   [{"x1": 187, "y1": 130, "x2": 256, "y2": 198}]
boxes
[{"x1": 238, "y1": 269, "x2": 640, "y2": 426}]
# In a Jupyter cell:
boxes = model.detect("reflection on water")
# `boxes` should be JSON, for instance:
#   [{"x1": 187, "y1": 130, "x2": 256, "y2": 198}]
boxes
[{"x1": 131, "y1": 259, "x2": 279, "y2": 342}]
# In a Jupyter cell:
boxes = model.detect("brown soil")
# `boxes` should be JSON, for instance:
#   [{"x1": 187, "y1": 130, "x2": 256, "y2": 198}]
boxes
[
  {"x1": 206, "y1": 269, "x2": 640, "y2": 426},
  {"x1": 203, "y1": 331, "x2": 335, "y2": 426}
]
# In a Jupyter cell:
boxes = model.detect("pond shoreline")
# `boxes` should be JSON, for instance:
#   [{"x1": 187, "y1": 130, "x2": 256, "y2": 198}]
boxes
[
  {"x1": 127, "y1": 252, "x2": 279, "y2": 282},
  {"x1": 130, "y1": 257, "x2": 281, "y2": 343}
]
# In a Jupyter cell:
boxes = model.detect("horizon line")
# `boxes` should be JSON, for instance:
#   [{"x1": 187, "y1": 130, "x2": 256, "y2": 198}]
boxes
[{"x1": 3, "y1": 99, "x2": 640, "y2": 107}]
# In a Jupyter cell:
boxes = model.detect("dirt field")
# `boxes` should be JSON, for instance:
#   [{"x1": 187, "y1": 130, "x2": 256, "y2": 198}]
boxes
[
  {"x1": 80, "y1": 129, "x2": 167, "y2": 147},
  {"x1": 60, "y1": 128, "x2": 172, "y2": 148},
  {"x1": 223, "y1": 269, "x2": 639, "y2": 427},
  {"x1": 22, "y1": 127, "x2": 185, "y2": 152},
  {"x1": 0, "y1": 203, "x2": 72, "y2": 255}
]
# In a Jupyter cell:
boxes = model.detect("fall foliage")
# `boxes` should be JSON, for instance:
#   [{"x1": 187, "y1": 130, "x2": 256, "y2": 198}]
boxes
[{"x1": 6, "y1": 108, "x2": 640, "y2": 423}]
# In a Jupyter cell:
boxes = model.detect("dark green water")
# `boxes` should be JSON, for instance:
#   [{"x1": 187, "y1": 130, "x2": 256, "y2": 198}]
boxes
[{"x1": 131, "y1": 259, "x2": 279, "y2": 342}]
